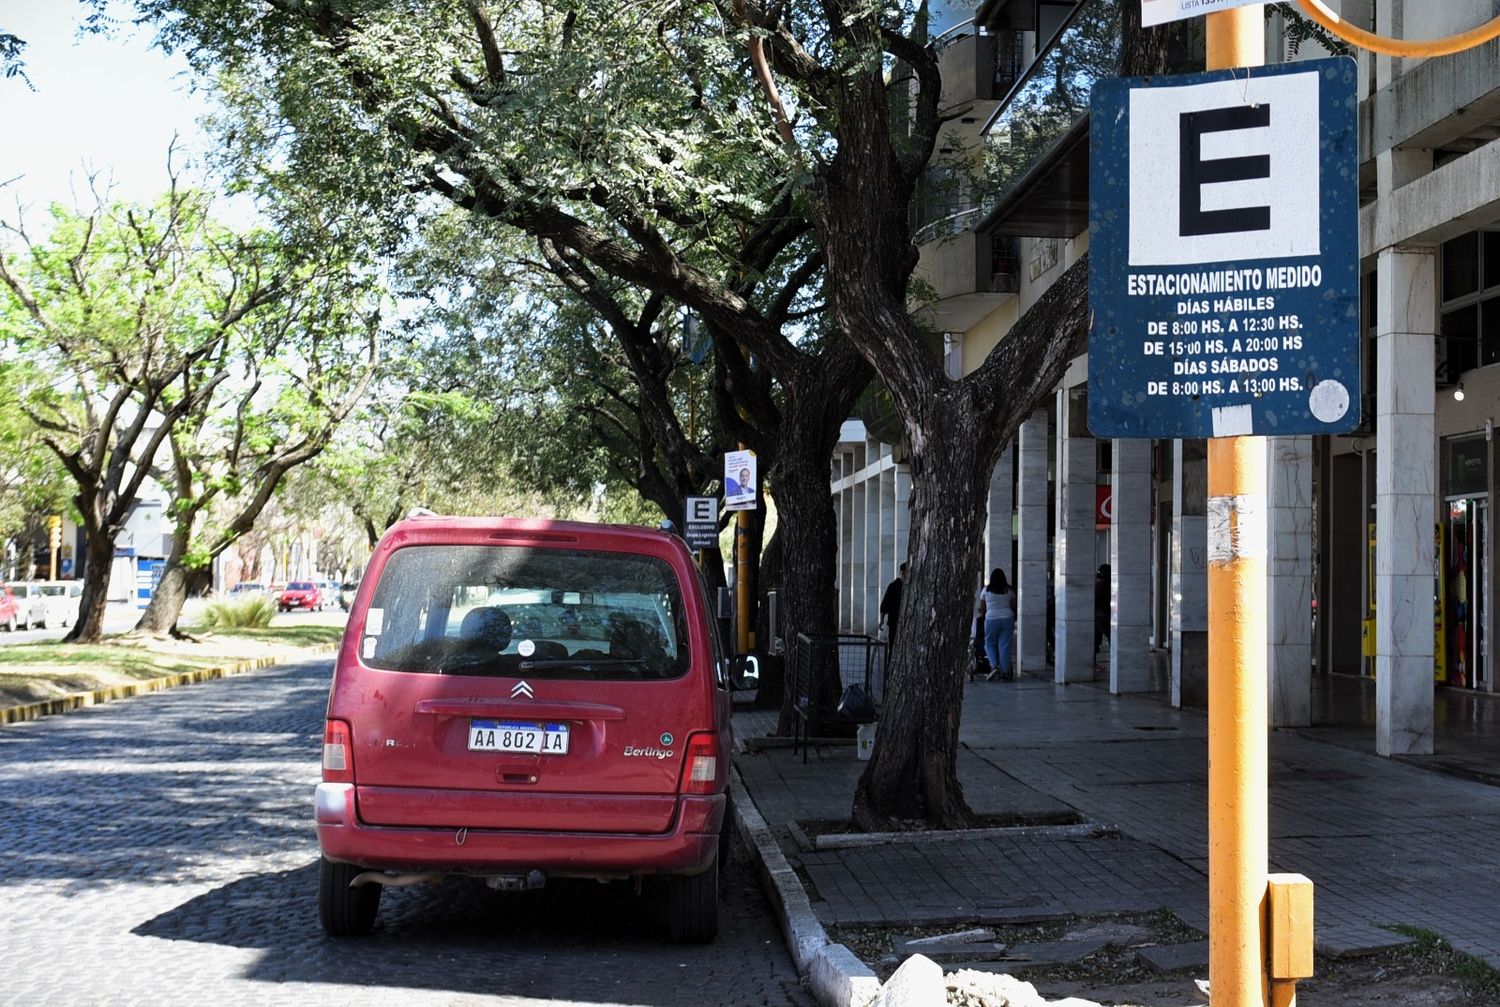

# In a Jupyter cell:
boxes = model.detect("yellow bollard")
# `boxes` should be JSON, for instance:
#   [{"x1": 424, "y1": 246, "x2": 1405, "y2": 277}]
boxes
[{"x1": 1268, "y1": 874, "x2": 1316, "y2": 1007}]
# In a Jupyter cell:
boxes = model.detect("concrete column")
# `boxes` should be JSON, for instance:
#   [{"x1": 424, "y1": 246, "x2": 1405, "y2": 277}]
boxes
[
  {"x1": 986, "y1": 446, "x2": 1015, "y2": 581},
  {"x1": 839, "y1": 454, "x2": 854, "y2": 633},
  {"x1": 879, "y1": 462, "x2": 897, "y2": 620},
  {"x1": 1110, "y1": 439, "x2": 1153, "y2": 693},
  {"x1": 1172, "y1": 440, "x2": 1209, "y2": 709},
  {"x1": 1055, "y1": 387, "x2": 1095, "y2": 683},
  {"x1": 1017, "y1": 409, "x2": 1050, "y2": 672},
  {"x1": 1375, "y1": 245, "x2": 1437, "y2": 756},
  {"x1": 1268, "y1": 436, "x2": 1314, "y2": 727},
  {"x1": 851, "y1": 446, "x2": 868, "y2": 633},
  {"x1": 894, "y1": 464, "x2": 912, "y2": 572},
  {"x1": 863, "y1": 442, "x2": 882, "y2": 636}
]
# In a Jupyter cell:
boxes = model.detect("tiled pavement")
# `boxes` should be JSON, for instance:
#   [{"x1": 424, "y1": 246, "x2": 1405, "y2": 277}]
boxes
[{"x1": 734, "y1": 674, "x2": 1500, "y2": 967}]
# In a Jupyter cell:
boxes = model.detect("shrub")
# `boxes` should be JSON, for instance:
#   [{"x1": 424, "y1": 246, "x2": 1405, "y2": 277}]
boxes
[{"x1": 198, "y1": 596, "x2": 276, "y2": 629}]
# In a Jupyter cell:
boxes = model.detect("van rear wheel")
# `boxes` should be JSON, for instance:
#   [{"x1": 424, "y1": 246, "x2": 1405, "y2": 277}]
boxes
[
  {"x1": 318, "y1": 857, "x2": 380, "y2": 936},
  {"x1": 666, "y1": 850, "x2": 719, "y2": 944}
]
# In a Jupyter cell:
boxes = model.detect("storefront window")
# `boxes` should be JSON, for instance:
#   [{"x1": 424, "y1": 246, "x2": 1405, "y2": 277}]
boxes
[{"x1": 1445, "y1": 436, "x2": 1488, "y2": 497}]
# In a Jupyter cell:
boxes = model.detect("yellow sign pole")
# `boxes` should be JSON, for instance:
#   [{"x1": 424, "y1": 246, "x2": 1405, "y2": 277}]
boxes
[
  {"x1": 1205, "y1": 10, "x2": 1267, "y2": 1007},
  {"x1": 47, "y1": 515, "x2": 62, "y2": 581},
  {"x1": 737, "y1": 508, "x2": 752, "y2": 653}
]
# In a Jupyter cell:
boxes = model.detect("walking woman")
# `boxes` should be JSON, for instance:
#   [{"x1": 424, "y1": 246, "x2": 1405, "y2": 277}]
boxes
[{"x1": 979, "y1": 569, "x2": 1015, "y2": 681}]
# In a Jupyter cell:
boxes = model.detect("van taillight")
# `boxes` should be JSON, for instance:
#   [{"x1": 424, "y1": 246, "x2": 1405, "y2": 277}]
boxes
[
  {"x1": 679, "y1": 732, "x2": 720, "y2": 795},
  {"x1": 323, "y1": 720, "x2": 354, "y2": 783}
]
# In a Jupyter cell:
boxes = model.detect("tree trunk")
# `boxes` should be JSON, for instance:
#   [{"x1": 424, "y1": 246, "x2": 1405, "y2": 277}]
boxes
[
  {"x1": 64, "y1": 523, "x2": 116, "y2": 644},
  {"x1": 771, "y1": 415, "x2": 845, "y2": 734},
  {"x1": 753, "y1": 524, "x2": 783, "y2": 709},
  {"x1": 133, "y1": 523, "x2": 195, "y2": 637},
  {"x1": 851, "y1": 405, "x2": 998, "y2": 829}
]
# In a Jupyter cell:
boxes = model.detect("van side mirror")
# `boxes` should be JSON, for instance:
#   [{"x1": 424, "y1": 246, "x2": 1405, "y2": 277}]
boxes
[{"x1": 727, "y1": 654, "x2": 760, "y2": 691}]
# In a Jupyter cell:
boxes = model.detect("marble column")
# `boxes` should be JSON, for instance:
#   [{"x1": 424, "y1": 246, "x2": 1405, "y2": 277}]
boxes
[
  {"x1": 894, "y1": 464, "x2": 912, "y2": 573},
  {"x1": 1111, "y1": 439, "x2": 1154, "y2": 693},
  {"x1": 863, "y1": 442, "x2": 882, "y2": 635},
  {"x1": 839, "y1": 453, "x2": 855, "y2": 633},
  {"x1": 986, "y1": 446, "x2": 1016, "y2": 582},
  {"x1": 1017, "y1": 409, "x2": 1050, "y2": 672},
  {"x1": 878, "y1": 461, "x2": 897, "y2": 622},
  {"x1": 1375, "y1": 245, "x2": 1437, "y2": 756},
  {"x1": 1172, "y1": 439, "x2": 1209, "y2": 709},
  {"x1": 1055, "y1": 387, "x2": 1096, "y2": 683},
  {"x1": 1268, "y1": 435, "x2": 1314, "y2": 727}
]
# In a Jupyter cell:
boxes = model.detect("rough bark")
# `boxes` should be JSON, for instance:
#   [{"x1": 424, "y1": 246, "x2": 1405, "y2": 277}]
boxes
[
  {"x1": 136, "y1": 559, "x2": 192, "y2": 637},
  {"x1": 133, "y1": 520, "x2": 195, "y2": 637},
  {"x1": 770, "y1": 343, "x2": 869, "y2": 733},
  {"x1": 67, "y1": 519, "x2": 115, "y2": 645},
  {"x1": 851, "y1": 416, "x2": 996, "y2": 828}
]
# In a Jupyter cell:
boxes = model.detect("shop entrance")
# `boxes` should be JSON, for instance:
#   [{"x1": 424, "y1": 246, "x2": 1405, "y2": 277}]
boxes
[{"x1": 1443, "y1": 497, "x2": 1489, "y2": 690}]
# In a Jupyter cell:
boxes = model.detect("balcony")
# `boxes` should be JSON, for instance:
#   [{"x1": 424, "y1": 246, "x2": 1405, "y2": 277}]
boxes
[
  {"x1": 914, "y1": 226, "x2": 1020, "y2": 332},
  {"x1": 935, "y1": 24, "x2": 1025, "y2": 117},
  {"x1": 977, "y1": 0, "x2": 1123, "y2": 238}
]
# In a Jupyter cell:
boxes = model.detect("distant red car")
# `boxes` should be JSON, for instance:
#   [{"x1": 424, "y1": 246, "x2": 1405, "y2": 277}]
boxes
[
  {"x1": 279, "y1": 581, "x2": 321, "y2": 611},
  {"x1": 0, "y1": 586, "x2": 19, "y2": 632},
  {"x1": 314, "y1": 515, "x2": 758, "y2": 942}
]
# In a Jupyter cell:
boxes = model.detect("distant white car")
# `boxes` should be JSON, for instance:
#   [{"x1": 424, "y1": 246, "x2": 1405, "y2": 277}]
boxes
[
  {"x1": 37, "y1": 582, "x2": 82, "y2": 628},
  {"x1": 229, "y1": 581, "x2": 267, "y2": 598},
  {"x1": 4, "y1": 583, "x2": 48, "y2": 629}
]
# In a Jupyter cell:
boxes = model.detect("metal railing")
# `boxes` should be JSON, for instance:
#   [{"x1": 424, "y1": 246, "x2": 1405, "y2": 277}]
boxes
[{"x1": 790, "y1": 632, "x2": 887, "y2": 762}]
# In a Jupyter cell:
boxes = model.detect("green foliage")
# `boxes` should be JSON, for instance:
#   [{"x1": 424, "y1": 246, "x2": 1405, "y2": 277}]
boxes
[
  {"x1": 0, "y1": 30, "x2": 27, "y2": 84},
  {"x1": 197, "y1": 595, "x2": 276, "y2": 629},
  {"x1": 1269, "y1": 4, "x2": 1353, "y2": 57},
  {"x1": 0, "y1": 362, "x2": 70, "y2": 558}
]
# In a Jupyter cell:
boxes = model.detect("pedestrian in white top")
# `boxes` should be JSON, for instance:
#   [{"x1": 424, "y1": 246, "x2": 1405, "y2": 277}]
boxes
[{"x1": 979, "y1": 568, "x2": 1015, "y2": 681}]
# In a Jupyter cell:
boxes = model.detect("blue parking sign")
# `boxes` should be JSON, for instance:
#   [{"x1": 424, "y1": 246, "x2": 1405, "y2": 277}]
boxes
[{"x1": 1088, "y1": 58, "x2": 1360, "y2": 439}]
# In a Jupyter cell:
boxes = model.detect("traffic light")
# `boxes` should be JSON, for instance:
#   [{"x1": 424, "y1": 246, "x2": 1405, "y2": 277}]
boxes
[{"x1": 47, "y1": 515, "x2": 62, "y2": 549}]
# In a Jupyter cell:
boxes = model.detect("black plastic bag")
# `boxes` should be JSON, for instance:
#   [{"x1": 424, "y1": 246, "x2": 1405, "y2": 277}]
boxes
[{"x1": 836, "y1": 683, "x2": 877, "y2": 724}]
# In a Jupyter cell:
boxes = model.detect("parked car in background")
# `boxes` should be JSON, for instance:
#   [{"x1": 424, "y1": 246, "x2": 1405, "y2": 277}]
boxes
[
  {"x1": 315, "y1": 515, "x2": 758, "y2": 942},
  {"x1": 279, "y1": 581, "x2": 321, "y2": 612},
  {"x1": 4, "y1": 583, "x2": 48, "y2": 629},
  {"x1": 0, "y1": 586, "x2": 20, "y2": 632},
  {"x1": 38, "y1": 582, "x2": 83, "y2": 628},
  {"x1": 320, "y1": 581, "x2": 341, "y2": 611},
  {"x1": 229, "y1": 581, "x2": 267, "y2": 598},
  {"x1": 338, "y1": 582, "x2": 358, "y2": 612}
]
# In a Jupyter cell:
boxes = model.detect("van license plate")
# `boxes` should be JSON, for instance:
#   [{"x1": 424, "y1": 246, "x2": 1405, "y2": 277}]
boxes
[{"x1": 468, "y1": 720, "x2": 570, "y2": 754}]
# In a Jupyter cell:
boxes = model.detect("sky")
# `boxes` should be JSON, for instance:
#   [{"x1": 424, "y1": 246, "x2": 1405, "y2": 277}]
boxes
[{"x1": 0, "y1": 2, "x2": 215, "y2": 223}]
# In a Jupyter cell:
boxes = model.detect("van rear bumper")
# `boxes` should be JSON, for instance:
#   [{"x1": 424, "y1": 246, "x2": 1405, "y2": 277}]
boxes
[{"x1": 314, "y1": 783, "x2": 724, "y2": 877}]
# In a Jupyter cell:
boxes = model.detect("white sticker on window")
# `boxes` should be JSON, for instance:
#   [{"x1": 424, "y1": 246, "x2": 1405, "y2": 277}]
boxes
[
  {"x1": 362, "y1": 636, "x2": 376, "y2": 659},
  {"x1": 366, "y1": 608, "x2": 383, "y2": 635},
  {"x1": 518, "y1": 639, "x2": 535, "y2": 657}
]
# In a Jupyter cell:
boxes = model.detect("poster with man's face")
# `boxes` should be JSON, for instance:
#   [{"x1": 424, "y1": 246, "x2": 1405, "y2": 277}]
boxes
[{"x1": 724, "y1": 449, "x2": 757, "y2": 511}]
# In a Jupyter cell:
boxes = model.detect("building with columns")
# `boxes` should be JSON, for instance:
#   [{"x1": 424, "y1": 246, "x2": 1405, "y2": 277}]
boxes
[{"x1": 831, "y1": 0, "x2": 1500, "y2": 757}]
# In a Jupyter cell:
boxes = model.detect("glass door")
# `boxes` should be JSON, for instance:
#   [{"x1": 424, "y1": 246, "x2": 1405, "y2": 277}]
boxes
[{"x1": 1444, "y1": 498, "x2": 1489, "y2": 689}]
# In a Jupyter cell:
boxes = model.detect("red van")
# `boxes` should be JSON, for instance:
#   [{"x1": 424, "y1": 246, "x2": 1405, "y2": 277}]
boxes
[{"x1": 314, "y1": 515, "x2": 755, "y2": 943}]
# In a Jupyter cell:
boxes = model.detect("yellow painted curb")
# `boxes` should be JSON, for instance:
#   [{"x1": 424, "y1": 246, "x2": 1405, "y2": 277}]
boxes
[{"x1": 0, "y1": 641, "x2": 341, "y2": 727}]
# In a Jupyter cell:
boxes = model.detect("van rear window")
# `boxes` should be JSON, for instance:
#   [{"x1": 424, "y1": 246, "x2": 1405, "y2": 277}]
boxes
[{"x1": 362, "y1": 545, "x2": 690, "y2": 681}]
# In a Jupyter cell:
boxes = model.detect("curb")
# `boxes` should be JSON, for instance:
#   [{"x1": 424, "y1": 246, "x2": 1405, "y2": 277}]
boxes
[
  {"x1": 730, "y1": 765, "x2": 881, "y2": 1007},
  {"x1": 0, "y1": 642, "x2": 340, "y2": 727},
  {"x1": 730, "y1": 768, "x2": 1110, "y2": 1007}
]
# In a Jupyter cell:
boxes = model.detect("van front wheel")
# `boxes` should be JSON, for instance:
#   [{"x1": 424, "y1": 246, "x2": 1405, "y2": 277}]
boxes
[
  {"x1": 318, "y1": 857, "x2": 380, "y2": 936},
  {"x1": 666, "y1": 851, "x2": 719, "y2": 944}
]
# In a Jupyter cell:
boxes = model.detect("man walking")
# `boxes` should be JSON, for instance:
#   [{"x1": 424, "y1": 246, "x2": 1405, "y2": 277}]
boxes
[{"x1": 879, "y1": 562, "x2": 906, "y2": 640}]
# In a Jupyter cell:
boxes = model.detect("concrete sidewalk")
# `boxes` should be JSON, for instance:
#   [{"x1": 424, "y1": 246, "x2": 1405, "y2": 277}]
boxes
[{"x1": 732, "y1": 672, "x2": 1500, "y2": 994}]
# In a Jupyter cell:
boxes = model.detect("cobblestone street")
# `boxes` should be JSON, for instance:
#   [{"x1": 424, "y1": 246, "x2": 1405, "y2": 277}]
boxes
[{"x1": 0, "y1": 659, "x2": 810, "y2": 1006}]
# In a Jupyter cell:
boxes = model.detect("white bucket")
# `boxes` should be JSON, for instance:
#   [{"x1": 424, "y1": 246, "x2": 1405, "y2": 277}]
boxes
[{"x1": 856, "y1": 722, "x2": 877, "y2": 760}]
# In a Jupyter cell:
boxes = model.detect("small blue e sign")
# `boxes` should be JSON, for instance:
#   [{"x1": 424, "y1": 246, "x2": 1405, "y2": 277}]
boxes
[{"x1": 1087, "y1": 58, "x2": 1360, "y2": 439}]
